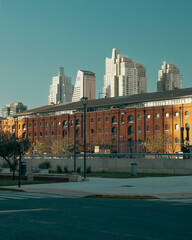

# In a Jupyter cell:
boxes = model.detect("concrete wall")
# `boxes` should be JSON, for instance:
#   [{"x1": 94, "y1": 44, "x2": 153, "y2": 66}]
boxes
[{"x1": 1, "y1": 156, "x2": 191, "y2": 175}]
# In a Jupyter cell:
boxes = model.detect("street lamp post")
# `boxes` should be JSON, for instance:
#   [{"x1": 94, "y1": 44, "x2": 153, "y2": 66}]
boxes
[
  {"x1": 74, "y1": 114, "x2": 76, "y2": 173},
  {"x1": 81, "y1": 97, "x2": 88, "y2": 180}
]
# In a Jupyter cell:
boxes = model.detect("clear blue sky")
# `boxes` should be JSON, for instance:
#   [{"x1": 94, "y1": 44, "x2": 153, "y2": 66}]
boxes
[{"x1": 0, "y1": 0, "x2": 192, "y2": 113}]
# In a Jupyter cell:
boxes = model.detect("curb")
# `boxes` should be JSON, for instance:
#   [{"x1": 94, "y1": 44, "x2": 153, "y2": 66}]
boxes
[
  {"x1": 0, "y1": 187, "x2": 26, "y2": 192},
  {"x1": 85, "y1": 195, "x2": 159, "y2": 199}
]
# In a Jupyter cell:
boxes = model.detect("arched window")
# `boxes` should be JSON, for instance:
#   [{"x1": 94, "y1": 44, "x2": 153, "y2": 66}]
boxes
[
  {"x1": 165, "y1": 112, "x2": 169, "y2": 118},
  {"x1": 146, "y1": 114, "x2": 150, "y2": 119},
  {"x1": 98, "y1": 128, "x2": 101, "y2": 134},
  {"x1": 128, "y1": 115, "x2": 134, "y2": 123},
  {"x1": 155, "y1": 125, "x2": 159, "y2": 131},
  {"x1": 71, "y1": 120, "x2": 73, "y2": 127},
  {"x1": 105, "y1": 117, "x2": 109, "y2": 122},
  {"x1": 23, "y1": 132, "x2": 26, "y2": 138},
  {"x1": 138, "y1": 126, "x2": 141, "y2": 132},
  {"x1": 58, "y1": 121, "x2": 61, "y2": 126},
  {"x1": 40, "y1": 132, "x2": 43, "y2": 137},
  {"x1": 29, "y1": 132, "x2": 31, "y2": 138},
  {"x1": 40, "y1": 122, "x2": 42, "y2": 127},
  {"x1": 76, "y1": 129, "x2": 80, "y2": 137},
  {"x1": 155, "y1": 113, "x2": 160, "y2": 119},
  {"x1": 128, "y1": 126, "x2": 134, "y2": 135},
  {"x1": 45, "y1": 122, "x2": 48, "y2": 127},
  {"x1": 175, "y1": 112, "x2": 179, "y2": 117},
  {"x1": 63, "y1": 120, "x2": 67, "y2": 127},
  {"x1": 112, "y1": 127, "x2": 117, "y2": 136},
  {"x1": 51, "y1": 121, "x2": 54, "y2": 126},
  {"x1": 175, "y1": 124, "x2": 179, "y2": 130},
  {"x1": 112, "y1": 116, "x2": 117, "y2": 124},
  {"x1": 165, "y1": 124, "x2": 169, "y2": 131},
  {"x1": 23, "y1": 124, "x2": 26, "y2": 130},
  {"x1": 51, "y1": 131, "x2": 54, "y2": 136},
  {"x1": 91, "y1": 118, "x2": 94, "y2": 123},
  {"x1": 76, "y1": 119, "x2": 80, "y2": 126},
  {"x1": 98, "y1": 118, "x2": 101, "y2": 123},
  {"x1": 185, "y1": 111, "x2": 189, "y2": 116},
  {"x1": 175, "y1": 137, "x2": 179, "y2": 144},
  {"x1": 185, "y1": 123, "x2": 190, "y2": 128},
  {"x1": 34, "y1": 132, "x2": 37, "y2": 137},
  {"x1": 91, "y1": 129, "x2": 94, "y2": 134},
  {"x1": 147, "y1": 125, "x2": 150, "y2": 132},
  {"x1": 63, "y1": 130, "x2": 67, "y2": 137},
  {"x1": 121, "y1": 116, "x2": 124, "y2": 124}
]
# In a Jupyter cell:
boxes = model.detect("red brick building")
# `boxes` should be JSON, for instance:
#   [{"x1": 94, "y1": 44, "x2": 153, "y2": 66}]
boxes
[{"x1": 1, "y1": 88, "x2": 192, "y2": 153}]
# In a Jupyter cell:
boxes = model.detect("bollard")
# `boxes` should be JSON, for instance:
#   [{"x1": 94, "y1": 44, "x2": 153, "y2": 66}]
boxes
[{"x1": 131, "y1": 163, "x2": 137, "y2": 176}]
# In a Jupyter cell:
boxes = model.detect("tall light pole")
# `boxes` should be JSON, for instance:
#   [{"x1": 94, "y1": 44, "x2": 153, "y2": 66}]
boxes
[{"x1": 81, "y1": 97, "x2": 88, "y2": 180}]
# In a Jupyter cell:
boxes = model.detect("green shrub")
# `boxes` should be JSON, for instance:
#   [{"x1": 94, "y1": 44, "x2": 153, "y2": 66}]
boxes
[
  {"x1": 87, "y1": 166, "x2": 91, "y2": 173},
  {"x1": 39, "y1": 162, "x2": 51, "y2": 169},
  {"x1": 57, "y1": 165, "x2": 62, "y2": 173}
]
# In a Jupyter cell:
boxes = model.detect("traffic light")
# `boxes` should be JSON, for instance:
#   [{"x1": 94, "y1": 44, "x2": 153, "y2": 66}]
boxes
[{"x1": 18, "y1": 142, "x2": 24, "y2": 154}]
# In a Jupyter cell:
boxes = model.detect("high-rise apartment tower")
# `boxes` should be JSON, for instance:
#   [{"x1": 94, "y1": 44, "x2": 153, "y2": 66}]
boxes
[
  {"x1": 49, "y1": 67, "x2": 73, "y2": 105},
  {"x1": 72, "y1": 70, "x2": 95, "y2": 102},
  {"x1": 103, "y1": 48, "x2": 147, "y2": 98},
  {"x1": 157, "y1": 61, "x2": 182, "y2": 91}
]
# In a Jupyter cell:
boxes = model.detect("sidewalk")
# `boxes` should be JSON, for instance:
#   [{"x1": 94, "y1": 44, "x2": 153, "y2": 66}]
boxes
[{"x1": 1, "y1": 176, "x2": 192, "y2": 200}]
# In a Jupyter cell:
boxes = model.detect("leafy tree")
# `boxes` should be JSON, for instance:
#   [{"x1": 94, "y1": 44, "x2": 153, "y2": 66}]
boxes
[
  {"x1": 33, "y1": 140, "x2": 46, "y2": 154},
  {"x1": 0, "y1": 135, "x2": 31, "y2": 180},
  {"x1": 50, "y1": 140, "x2": 65, "y2": 154},
  {"x1": 64, "y1": 143, "x2": 79, "y2": 154},
  {"x1": 147, "y1": 133, "x2": 169, "y2": 153}
]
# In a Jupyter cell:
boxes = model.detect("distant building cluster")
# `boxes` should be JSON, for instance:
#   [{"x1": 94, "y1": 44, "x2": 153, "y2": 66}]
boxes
[
  {"x1": 1, "y1": 102, "x2": 27, "y2": 119},
  {"x1": 157, "y1": 61, "x2": 182, "y2": 92}
]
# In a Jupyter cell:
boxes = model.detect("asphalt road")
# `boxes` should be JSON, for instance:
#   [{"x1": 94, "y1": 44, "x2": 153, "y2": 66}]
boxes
[{"x1": 0, "y1": 191, "x2": 192, "y2": 240}]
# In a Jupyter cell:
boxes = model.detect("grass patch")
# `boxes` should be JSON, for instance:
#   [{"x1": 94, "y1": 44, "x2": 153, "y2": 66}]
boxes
[
  {"x1": 81, "y1": 172, "x2": 187, "y2": 178},
  {"x1": 0, "y1": 179, "x2": 51, "y2": 187}
]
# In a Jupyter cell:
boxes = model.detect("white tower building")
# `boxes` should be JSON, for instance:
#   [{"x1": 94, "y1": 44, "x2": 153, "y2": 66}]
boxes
[
  {"x1": 103, "y1": 48, "x2": 147, "y2": 98},
  {"x1": 49, "y1": 67, "x2": 73, "y2": 105},
  {"x1": 72, "y1": 70, "x2": 95, "y2": 102},
  {"x1": 157, "y1": 61, "x2": 182, "y2": 91}
]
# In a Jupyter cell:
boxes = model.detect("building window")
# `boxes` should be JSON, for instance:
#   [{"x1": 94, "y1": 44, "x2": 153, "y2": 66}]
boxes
[
  {"x1": 165, "y1": 124, "x2": 169, "y2": 131},
  {"x1": 29, "y1": 123, "x2": 31, "y2": 128},
  {"x1": 121, "y1": 116, "x2": 124, "y2": 124},
  {"x1": 185, "y1": 123, "x2": 190, "y2": 128},
  {"x1": 137, "y1": 115, "x2": 141, "y2": 120},
  {"x1": 71, "y1": 120, "x2": 73, "y2": 127},
  {"x1": 175, "y1": 137, "x2": 179, "y2": 144},
  {"x1": 128, "y1": 115, "x2": 134, "y2": 123},
  {"x1": 155, "y1": 125, "x2": 159, "y2": 131},
  {"x1": 185, "y1": 111, "x2": 189, "y2": 116},
  {"x1": 63, "y1": 120, "x2": 67, "y2": 127},
  {"x1": 52, "y1": 122, "x2": 54, "y2": 126},
  {"x1": 52, "y1": 131, "x2": 54, "y2": 136},
  {"x1": 23, "y1": 124, "x2": 26, "y2": 130},
  {"x1": 46, "y1": 122, "x2": 48, "y2": 127},
  {"x1": 106, "y1": 128, "x2": 109, "y2": 134},
  {"x1": 112, "y1": 127, "x2": 117, "y2": 136},
  {"x1": 34, "y1": 132, "x2": 37, "y2": 137},
  {"x1": 175, "y1": 124, "x2": 179, "y2": 130},
  {"x1": 98, "y1": 118, "x2": 101, "y2": 123},
  {"x1": 98, "y1": 128, "x2": 101, "y2": 134},
  {"x1": 40, "y1": 132, "x2": 43, "y2": 137},
  {"x1": 146, "y1": 114, "x2": 150, "y2": 119},
  {"x1": 165, "y1": 112, "x2": 169, "y2": 118},
  {"x1": 76, "y1": 129, "x2": 80, "y2": 137},
  {"x1": 138, "y1": 126, "x2": 141, "y2": 132},
  {"x1": 91, "y1": 129, "x2": 94, "y2": 134},
  {"x1": 58, "y1": 121, "x2": 61, "y2": 126},
  {"x1": 91, "y1": 118, "x2": 94, "y2": 123},
  {"x1": 40, "y1": 123, "x2": 42, "y2": 127},
  {"x1": 155, "y1": 113, "x2": 160, "y2": 119},
  {"x1": 46, "y1": 131, "x2": 48, "y2": 136},
  {"x1": 175, "y1": 112, "x2": 179, "y2": 117},
  {"x1": 29, "y1": 132, "x2": 31, "y2": 138},
  {"x1": 112, "y1": 116, "x2": 117, "y2": 124},
  {"x1": 63, "y1": 130, "x2": 67, "y2": 137},
  {"x1": 105, "y1": 117, "x2": 109, "y2": 122},
  {"x1": 147, "y1": 125, "x2": 150, "y2": 132},
  {"x1": 128, "y1": 126, "x2": 133, "y2": 135},
  {"x1": 58, "y1": 130, "x2": 60, "y2": 136},
  {"x1": 76, "y1": 119, "x2": 80, "y2": 126}
]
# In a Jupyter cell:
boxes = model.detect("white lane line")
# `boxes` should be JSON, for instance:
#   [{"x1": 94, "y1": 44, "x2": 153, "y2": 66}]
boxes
[{"x1": 0, "y1": 208, "x2": 52, "y2": 213}]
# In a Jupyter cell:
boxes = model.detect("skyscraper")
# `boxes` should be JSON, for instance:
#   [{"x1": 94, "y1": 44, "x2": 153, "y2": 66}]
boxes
[
  {"x1": 72, "y1": 70, "x2": 95, "y2": 102},
  {"x1": 48, "y1": 67, "x2": 73, "y2": 105},
  {"x1": 1, "y1": 102, "x2": 27, "y2": 118},
  {"x1": 103, "y1": 48, "x2": 147, "y2": 98},
  {"x1": 157, "y1": 61, "x2": 182, "y2": 91}
]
